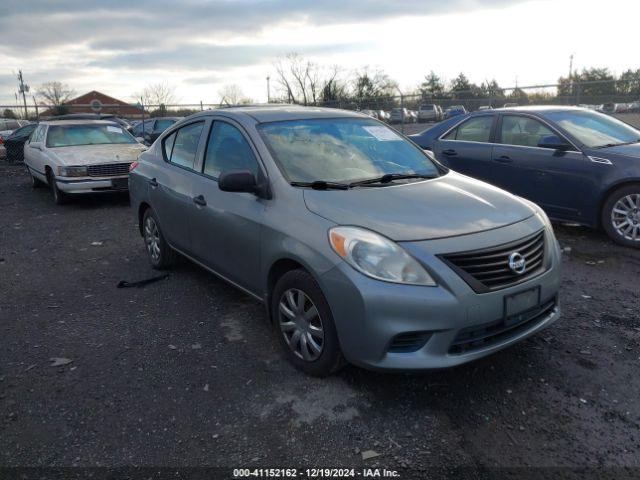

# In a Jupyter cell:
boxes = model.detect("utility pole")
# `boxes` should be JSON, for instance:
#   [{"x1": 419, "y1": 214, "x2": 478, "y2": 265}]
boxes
[
  {"x1": 17, "y1": 70, "x2": 30, "y2": 119},
  {"x1": 266, "y1": 76, "x2": 271, "y2": 103},
  {"x1": 33, "y1": 96, "x2": 39, "y2": 121}
]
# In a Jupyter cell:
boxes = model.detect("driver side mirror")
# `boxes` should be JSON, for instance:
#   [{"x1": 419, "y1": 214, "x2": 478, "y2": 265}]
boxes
[
  {"x1": 219, "y1": 170, "x2": 270, "y2": 199},
  {"x1": 538, "y1": 135, "x2": 572, "y2": 151}
]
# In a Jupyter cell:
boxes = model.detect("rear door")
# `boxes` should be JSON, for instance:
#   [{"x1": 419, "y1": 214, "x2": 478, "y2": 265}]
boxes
[
  {"x1": 148, "y1": 120, "x2": 206, "y2": 252},
  {"x1": 188, "y1": 119, "x2": 266, "y2": 294},
  {"x1": 492, "y1": 114, "x2": 593, "y2": 220},
  {"x1": 24, "y1": 125, "x2": 48, "y2": 178},
  {"x1": 433, "y1": 115, "x2": 497, "y2": 183}
]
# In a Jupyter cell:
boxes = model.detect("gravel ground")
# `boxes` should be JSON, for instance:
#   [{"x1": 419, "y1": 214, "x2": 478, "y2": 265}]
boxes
[{"x1": 1, "y1": 164, "x2": 639, "y2": 478}]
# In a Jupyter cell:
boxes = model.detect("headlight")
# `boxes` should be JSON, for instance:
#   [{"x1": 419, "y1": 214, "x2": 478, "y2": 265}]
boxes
[
  {"x1": 58, "y1": 166, "x2": 87, "y2": 177},
  {"x1": 329, "y1": 226, "x2": 436, "y2": 286}
]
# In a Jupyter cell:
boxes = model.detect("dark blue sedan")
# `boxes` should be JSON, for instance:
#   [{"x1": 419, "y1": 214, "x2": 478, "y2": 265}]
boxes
[{"x1": 409, "y1": 106, "x2": 640, "y2": 247}]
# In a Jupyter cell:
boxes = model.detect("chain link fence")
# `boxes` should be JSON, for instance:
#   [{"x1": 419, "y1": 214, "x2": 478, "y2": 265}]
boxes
[{"x1": 1, "y1": 79, "x2": 639, "y2": 125}]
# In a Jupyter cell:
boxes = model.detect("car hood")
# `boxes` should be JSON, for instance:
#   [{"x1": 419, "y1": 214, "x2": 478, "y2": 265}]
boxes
[
  {"x1": 50, "y1": 144, "x2": 147, "y2": 166},
  {"x1": 596, "y1": 142, "x2": 640, "y2": 158},
  {"x1": 303, "y1": 171, "x2": 536, "y2": 241}
]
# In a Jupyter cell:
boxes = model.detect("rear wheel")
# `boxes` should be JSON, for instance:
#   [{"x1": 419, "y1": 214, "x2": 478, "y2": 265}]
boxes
[
  {"x1": 142, "y1": 208, "x2": 176, "y2": 269},
  {"x1": 602, "y1": 185, "x2": 640, "y2": 248},
  {"x1": 272, "y1": 269, "x2": 344, "y2": 376}
]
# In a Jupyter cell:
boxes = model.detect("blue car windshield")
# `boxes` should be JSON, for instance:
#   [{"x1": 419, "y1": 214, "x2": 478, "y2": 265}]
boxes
[
  {"x1": 543, "y1": 110, "x2": 640, "y2": 148},
  {"x1": 258, "y1": 118, "x2": 440, "y2": 184}
]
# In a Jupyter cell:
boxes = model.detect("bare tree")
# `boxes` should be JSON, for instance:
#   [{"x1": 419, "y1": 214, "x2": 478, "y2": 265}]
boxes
[
  {"x1": 134, "y1": 82, "x2": 178, "y2": 107},
  {"x1": 274, "y1": 53, "x2": 325, "y2": 105},
  {"x1": 37, "y1": 81, "x2": 75, "y2": 106},
  {"x1": 352, "y1": 67, "x2": 397, "y2": 102},
  {"x1": 218, "y1": 84, "x2": 252, "y2": 105}
]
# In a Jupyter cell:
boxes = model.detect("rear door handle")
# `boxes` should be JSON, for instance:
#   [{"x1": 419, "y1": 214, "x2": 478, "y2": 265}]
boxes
[
  {"x1": 193, "y1": 195, "x2": 207, "y2": 207},
  {"x1": 148, "y1": 178, "x2": 159, "y2": 188},
  {"x1": 442, "y1": 149, "x2": 457, "y2": 156},
  {"x1": 495, "y1": 155, "x2": 513, "y2": 163}
]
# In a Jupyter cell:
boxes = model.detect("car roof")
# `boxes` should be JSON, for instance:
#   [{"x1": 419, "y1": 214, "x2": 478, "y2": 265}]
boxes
[
  {"x1": 41, "y1": 119, "x2": 123, "y2": 126},
  {"x1": 186, "y1": 105, "x2": 364, "y2": 123},
  {"x1": 490, "y1": 105, "x2": 584, "y2": 114}
]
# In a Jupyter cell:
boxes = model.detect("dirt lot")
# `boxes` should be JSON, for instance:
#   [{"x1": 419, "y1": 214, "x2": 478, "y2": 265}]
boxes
[{"x1": 1, "y1": 164, "x2": 639, "y2": 478}]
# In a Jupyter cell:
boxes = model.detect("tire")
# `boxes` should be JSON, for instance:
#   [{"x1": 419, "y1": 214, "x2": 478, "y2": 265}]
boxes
[
  {"x1": 271, "y1": 269, "x2": 344, "y2": 376},
  {"x1": 142, "y1": 208, "x2": 176, "y2": 269},
  {"x1": 602, "y1": 185, "x2": 640, "y2": 248},
  {"x1": 30, "y1": 170, "x2": 45, "y2": 188},
  {"x1": 47, "y1": 171, "x2": 66, "y2": 205}
]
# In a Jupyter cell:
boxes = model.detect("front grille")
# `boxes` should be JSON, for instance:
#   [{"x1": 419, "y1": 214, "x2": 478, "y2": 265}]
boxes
[
  {"x1": 439, "y1": 230, "x2": 546, "y2": 293},
  {"x1": 87, "y1": 163, "x2": 131, "y2": 177},
  {"x1": 388, "y1": 332, "x2": 433, "y2": 353},
  {"x1": 449, "y1": 297, "x2": 557, "y2": 355}
]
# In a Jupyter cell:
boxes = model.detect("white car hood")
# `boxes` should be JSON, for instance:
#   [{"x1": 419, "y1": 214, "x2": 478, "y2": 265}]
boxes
[{"x1": 50, "y1": 144, "x2": 147, "y2": 166}]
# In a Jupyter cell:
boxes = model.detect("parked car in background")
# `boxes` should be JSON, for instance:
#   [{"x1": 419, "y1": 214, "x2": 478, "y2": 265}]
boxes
[
  {"x1": 131, "y1": 117, "x2": 182, "y2": 145},
  {"x1": 360, "y1": 109, "x2": 378, "y2": 119},
  {"x1": 377, "y1": 110, "x2": 390, "y2": 123},
  {"x1": 23, "y1": 120, "x2": 147, "y2": 204},
  {"x1": 49, "y1": 113, "x2": 133, "y2": 133},
  {"x1": 443, "y1": 106, "x2": 467, "y2": 119},
  {"x1": 408, "y1": 110, "x2": 418, "y2": 123},
  {"x1": 602, "y1": 103, "x2": 616, "y2": 114},
  {"x1": 129, "y1": 105, "x2": 561, "y2": 376},
  {"x1": 4, "y1": 123, "x2": 38, "y2": 162},
  {"x1": 389, "y1": 108, "x2": 413, "y2": 124},
  {"x1": 503, "y1": 103, "x2": 519, "y2": 108},
  {"x1": 418, "y1": 104, "x2": 441, "y2": 122},
  {"x1": 478, "y1": 106, "x2": 493, "y2": 111},
  {"x1": 412, "y1": 106, "x2": 640, "y2": 247},
  {"x1": 0, "y1": 119, "x2": 30, "y2": 160},
  {"x1": 629, "y1": 101, "x2": 640, "y2": 113}
]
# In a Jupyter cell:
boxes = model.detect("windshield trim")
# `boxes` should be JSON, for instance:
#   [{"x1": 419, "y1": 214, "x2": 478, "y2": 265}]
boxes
[{"x1": 256, "y1": 116, "x2": 446, "y2": 186}]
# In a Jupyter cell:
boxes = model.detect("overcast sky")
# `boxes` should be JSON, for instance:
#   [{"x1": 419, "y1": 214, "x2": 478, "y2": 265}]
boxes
[{"x1": 0, "y1": 0, "x2": 637, "y2": 106}]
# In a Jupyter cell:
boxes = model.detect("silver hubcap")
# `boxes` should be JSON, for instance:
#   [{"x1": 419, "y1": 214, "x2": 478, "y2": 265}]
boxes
[
  {"x1": 612, "y1": 194, "x2": 640, "y2": 242},
  {"x1": 278, "y1": 289, "x2": 324, "y2": 362},
  {"x1": 144, "y1": 216, "x2": 161, "y2": 261}
]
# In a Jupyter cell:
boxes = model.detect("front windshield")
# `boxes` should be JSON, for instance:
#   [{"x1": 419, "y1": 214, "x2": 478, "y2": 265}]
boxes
[
  {"x1": 46, "y1": 124, "x2": 137, "y2": 148},
  {"x1": 258, "y1": 118, "x2": 440, "y2": 184},
  {"x1": 543, "y1": 110, "x2": 640, "y2": 148}
]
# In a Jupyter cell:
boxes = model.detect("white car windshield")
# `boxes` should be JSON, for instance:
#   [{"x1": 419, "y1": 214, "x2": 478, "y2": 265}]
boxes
[
  {"x1": 46, "y1": 124, "x2": 137, "y2": 148},
  {"x1": 258, "y1": 118, "x2": 440, "y2": 184}
]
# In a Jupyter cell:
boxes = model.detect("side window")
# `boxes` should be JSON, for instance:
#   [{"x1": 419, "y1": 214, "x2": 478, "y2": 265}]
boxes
[
  {"x1": 163, "y1": 131, "x2": 177, "y2": 160},
  {"x1": 165, "y1": 122, "x2": 204, "y2": 169},
  {"x1": 203, "y1": 122, "x2": 259, "y2": 179},
  {"x1": 500, "y1": 115, "x2": 555, "y2": 148},
  {"x1": 444, "y1": 116, "x2": 493, "y2": 142}
]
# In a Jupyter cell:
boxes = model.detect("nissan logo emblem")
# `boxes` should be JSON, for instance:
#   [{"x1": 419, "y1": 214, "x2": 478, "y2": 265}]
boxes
[{"x1": 508, "y1": 252, "x2": 527, "y2": 275}]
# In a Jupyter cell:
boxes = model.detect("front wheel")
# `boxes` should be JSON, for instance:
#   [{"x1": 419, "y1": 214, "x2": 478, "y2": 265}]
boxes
[
  {"x1": 602, "y1": 185, "x2": 640, "y2": 248},
  {"x1": 272, "y1": 269, "x2": 344, "y2": 376},
  {"x1": 47, "y1": 171, "x2": 66, "y2": 204}
]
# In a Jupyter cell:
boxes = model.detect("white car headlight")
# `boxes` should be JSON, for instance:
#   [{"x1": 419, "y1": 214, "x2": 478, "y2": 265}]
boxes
[
  {"x1": 329, "y1": 226, "x2": 436, "y2": 286},
  {"x1": 58, "y1": 166, "x2": 87, "y2": 177}
]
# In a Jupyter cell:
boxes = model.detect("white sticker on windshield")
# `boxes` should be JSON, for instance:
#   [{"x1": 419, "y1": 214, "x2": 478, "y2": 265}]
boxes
[
  {"x1": 363, "y1": 126, "x2": 402, "y2": 141},
  {"x1": 106, "y1": 126, "x2": 121, "y2": 133}
]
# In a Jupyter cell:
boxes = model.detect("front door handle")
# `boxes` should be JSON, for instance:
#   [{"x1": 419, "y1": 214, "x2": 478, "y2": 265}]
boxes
[
  {"x1": 148, "y1": 178, "x2": 159, "y2": 188},
  {"x1": 495, "y1": 155, "x2": 513, "y2": 163},
  {"x1": 442, "y1": 149, "x2": 457, "y2": 156},
  {"x1": 193, "y1": 195, "x2": 207, "y2": 207}
]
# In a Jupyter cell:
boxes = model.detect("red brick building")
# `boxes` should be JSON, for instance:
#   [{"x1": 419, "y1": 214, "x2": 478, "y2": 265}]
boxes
[{"x1": 42, "y1": 91, "x2": 143, "y2": 117}]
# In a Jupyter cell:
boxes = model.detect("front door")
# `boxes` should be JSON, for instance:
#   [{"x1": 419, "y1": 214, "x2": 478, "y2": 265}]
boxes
[
  {"x1": 492, "y1": 114, "x2": 595, "y2": 221},
  {"x1": 188, "y1": 119, "x2": 265, "y2": 294}
]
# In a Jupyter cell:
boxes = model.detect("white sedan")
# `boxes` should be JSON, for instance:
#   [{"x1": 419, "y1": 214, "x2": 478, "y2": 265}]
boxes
[{"x1": 24, "y1": 120, "x2": 147, "y2": 204}]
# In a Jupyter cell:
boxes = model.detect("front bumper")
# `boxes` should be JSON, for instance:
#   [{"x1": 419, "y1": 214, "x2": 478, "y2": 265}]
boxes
[
  {"x1": 318, "y1": 215, "x2": 562, "y2": 371},
  {"x1": 56, "y1": 175, "x2": 129, "y2": 194}
]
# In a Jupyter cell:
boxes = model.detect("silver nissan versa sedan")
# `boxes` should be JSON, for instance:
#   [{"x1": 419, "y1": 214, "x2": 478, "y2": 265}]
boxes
[{"x1": 129, "y1": 106, "x2": 562, "y2": 376}]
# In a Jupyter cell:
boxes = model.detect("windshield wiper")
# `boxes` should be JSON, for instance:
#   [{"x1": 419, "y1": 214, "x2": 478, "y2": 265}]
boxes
[
  {"x1": 349, "y1": 173, "x2": 437, "y2": 187},
  {"x1": 595, "y1": 139, "x2": 640, "y2": 149},
  {"x1": 290, "y1": 181, "x2": 349, "y2": 190}
]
